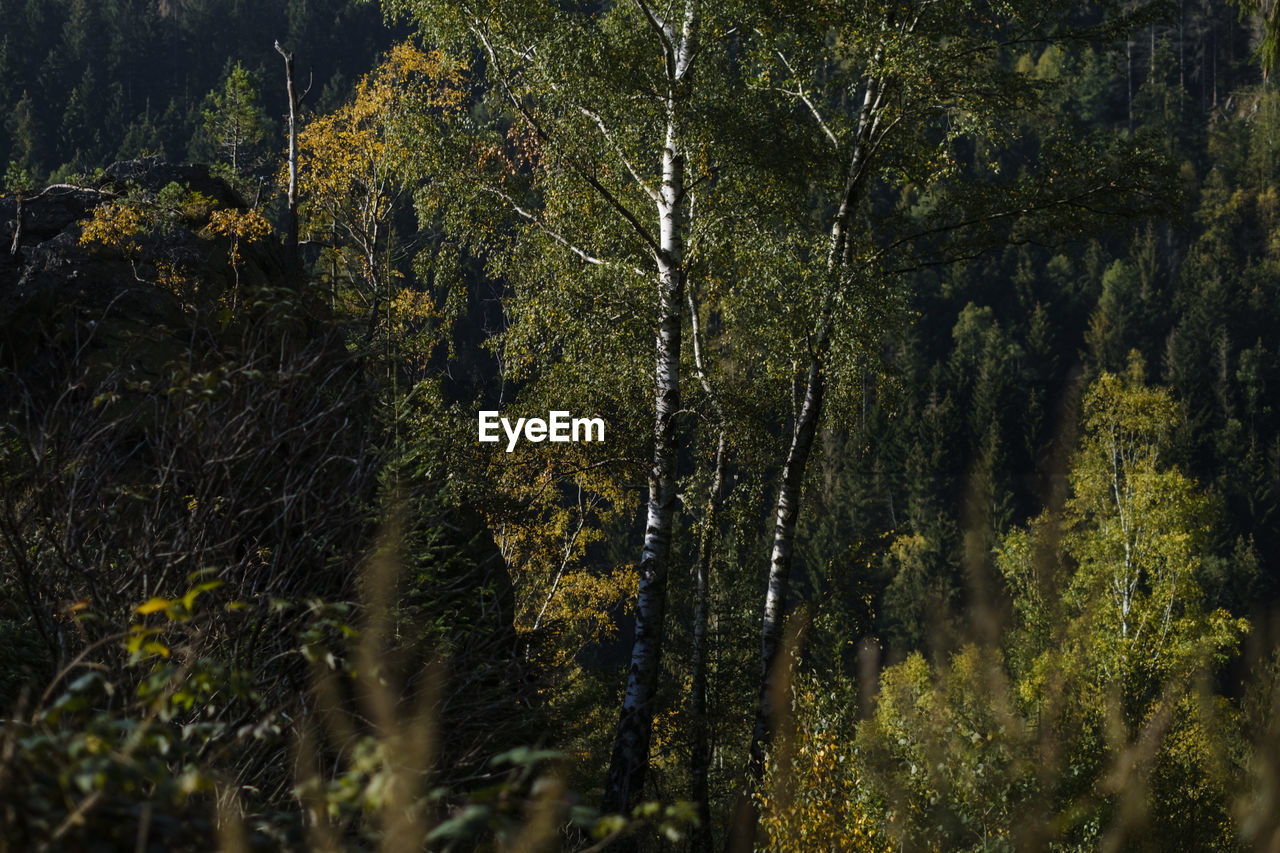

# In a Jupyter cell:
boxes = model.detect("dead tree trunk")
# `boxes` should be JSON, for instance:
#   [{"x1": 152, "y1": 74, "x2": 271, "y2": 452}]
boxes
[{"x1": 275, "y1": 40, "x2": 301, "y2": 284}]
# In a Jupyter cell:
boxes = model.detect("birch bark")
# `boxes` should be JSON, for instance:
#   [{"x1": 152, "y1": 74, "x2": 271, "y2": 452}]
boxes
[
  {"x1": 687, "y1": 284, "x2": 726, "y2": 852},
  {"x1": 730, "y1": 40, "x2": 890, "y2": 851},
  {"x1": 732, "y1": 2, "x2": 1146, "y2": 842},
  {"x1": 603, "y1": 1, "x2": 701, "y2": 813},
  {"x1": 396, "y1": 0, "x2": 712, "y2": 816}
]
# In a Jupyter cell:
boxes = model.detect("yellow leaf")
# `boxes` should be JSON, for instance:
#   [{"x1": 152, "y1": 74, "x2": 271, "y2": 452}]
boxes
[{"x1": 136, "y1": 597, "x2": 171, "y2": 615}]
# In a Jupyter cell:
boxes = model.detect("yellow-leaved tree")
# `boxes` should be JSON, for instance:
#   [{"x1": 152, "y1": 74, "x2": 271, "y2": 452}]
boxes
[
  {"x1": 756, "y1": 671, "x2": 889, "y2": 853},
  {"x1": 295, "y1": 43, "x2": 464, "y2": 357},
  {"x1": 1002, "y1": 357, "x2": 1248, "y2": 721},
  {"x1": 994, "y1": 356, "x2": 1248, "y2": 850},
  {"x1": 844, "y1": 361, "x2": 1248, "y2": 852},
  {"x1": 484, "y1": 397, "x2": 643, "y2": 793}
]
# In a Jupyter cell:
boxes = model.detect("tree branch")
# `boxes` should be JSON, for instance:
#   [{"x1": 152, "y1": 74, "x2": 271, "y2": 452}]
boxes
[
  {"x1": 480, "y1": 185, "x2": 647, "y2": 277},
  {"x1": 771, "y1": 44, "x2": 839, "y2": 149},
  {"x1": 470, "y1": 16, "x2": 661, "y2": 255},
  {"x1": 578, "y1": 104, "x2": 661, "y2": 202}
]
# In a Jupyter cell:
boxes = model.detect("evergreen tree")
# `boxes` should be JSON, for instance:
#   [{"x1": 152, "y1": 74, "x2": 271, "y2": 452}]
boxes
[
  {"x1": 5, "y1": 90, "x2": 42, "y2": 175},
  {"x1": 201, "y1": 62, "x2": 270, "y2": 177},
  {"x1": 58, "y1": 65, "x2": 102, "y2": 171}
]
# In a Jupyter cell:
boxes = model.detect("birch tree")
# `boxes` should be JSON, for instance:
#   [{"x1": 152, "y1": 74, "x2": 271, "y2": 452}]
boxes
[
  {"x1": 728, "y1": 1, "x2": 1172, "y2": 844},
  {"x1": 1048, "y1": 360, "x2": 1246, "y2": 707},
  {"x1": 988, "y1": 364, "x2": 1248, "y2": 849},
  {"x1": 384, "y1": 0, "x2": 763, "y2": 815},
  {"x1": 294, "y1": 43, "x2": 463, "y2": 340}
]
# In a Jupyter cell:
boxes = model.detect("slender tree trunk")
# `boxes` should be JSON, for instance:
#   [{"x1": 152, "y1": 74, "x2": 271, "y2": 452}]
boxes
[
  {"x1": 462, "y1": 0, "x2": 703, "y2": 822},
  {"x1": 10, "y1": 192, "x2": 23, "y2": 257},
  {"x1": 362, "y1": 224, "x2": 382, "y2": 341},
  {"x1": 687, "y1": 280, "x2": 725, "y2": 852},
  {"x1": 726, "y1": 342, "x2": 827, "y2": 853},
  {"x1": 602, "y1": 1, "x2": 700, "y2": 820},
  {"x1": 603, "y1": 118, "x2": 687, "y2": 818},
  {"x1": 1212, "y1": 29, "x2": 1218, "y2": 107},
  {"x1": 756, "y1": 348, "x2": 826, "y2": 730},
  {"x1": 1127, "y1": 39, "x2": 1134, "y2": 133},
  {"x1": 1179, "y1": 0, "x2": 1184, "y2": 93},
  {"x1": 275, "y1": 41, "x2": 300, "y2": 284},
  {"x1": 688, "y1": 431, "x2": 723, "y2": 853},
  {"x1": 729, "y1": 55, "x2": 885, "y2": 852}
]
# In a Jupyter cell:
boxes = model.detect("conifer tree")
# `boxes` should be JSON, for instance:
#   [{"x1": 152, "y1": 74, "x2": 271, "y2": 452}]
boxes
[{"x1": 201, "y1": 62, "x2": 270, "y2": 177}]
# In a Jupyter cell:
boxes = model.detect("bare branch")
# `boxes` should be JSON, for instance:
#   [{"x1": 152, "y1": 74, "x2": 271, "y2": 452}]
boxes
[
  {"x1": 768, "y1": 42, "x2": 840, "y2": 149},
  {"x1": 578, "y1": 105, "x2": 661, "y2": 202},
  {"x1": 470, "y1": 17, "x2": 661, "y2": 255},
  {"x1": 479, "y1": 185, "x2": 647, "y2": 277}
]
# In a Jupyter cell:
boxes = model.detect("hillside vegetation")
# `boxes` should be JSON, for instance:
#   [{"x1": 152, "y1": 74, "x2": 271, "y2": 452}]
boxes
[{"x1": 4, "y1": 0, "x2": 1280, "y2": 850}]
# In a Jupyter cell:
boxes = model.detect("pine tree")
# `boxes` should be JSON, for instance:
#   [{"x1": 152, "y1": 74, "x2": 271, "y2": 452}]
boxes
[
  {"x1": 6, "y1": 90, "x2": 42, "y2": 176},
  {"x1": 201, "y1": 62, "x2": 269, "y2": 177}
]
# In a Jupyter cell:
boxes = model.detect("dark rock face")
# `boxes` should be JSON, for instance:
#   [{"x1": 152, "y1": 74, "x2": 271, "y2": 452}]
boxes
[
  {"x1": 1, "y1": 187, "x2": 104, "y2": 304},
  {"x1": 100, "y1": 158, "x2": 246, "y2": 211},
  {"x1": 1, "y1": 159, "x2": 355, "y2": 618},
  {"x1": 0, "y1": 158, "x2": 532, "y2": 853},
  {"x1": 407, "y1": 500, "x2": 527, "y2": 768},
  {"x1": 1, "y1": 161, "x2": 296, "y2": 369},
  {"x1": 3, "y1": 166, "x2": 226, "y2": 397},
  {"x1": 0, "y1": 161, "x2": 531, "y2": 828},
  {"x1": 3, "y1": 156, "x2": 246, "y2": 268},
  {"x1": 2, "y1": 157, "x2": 522, "y2": 636},
  {"x1": 2, "y1": 186, "x2": 101, "y2": 245}
]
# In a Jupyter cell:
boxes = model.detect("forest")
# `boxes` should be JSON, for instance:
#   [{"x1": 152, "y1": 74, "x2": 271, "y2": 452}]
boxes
[{"x1": 4, "y1": 0, "x2": 1280, "y2": 850}]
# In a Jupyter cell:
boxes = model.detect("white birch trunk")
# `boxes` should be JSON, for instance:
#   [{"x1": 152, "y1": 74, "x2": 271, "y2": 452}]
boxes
[
  {"x1": 731, "y1": 57, "x2": 887, "y2": 851},
  {"x1": 465, "y1": 0, "x2": 705, "y2": 820},
  {"x1": 688, "y1": 431, "x2": 723, "y2": 853},
  {"x1": 689, "y1": 288, "x2": 725, "y2": 851},
  {"x1": 603, "y1": 4, "x2": 698, "y2": 806},
  {"x1": 755, "y1": 338, "x2": 826, "y2": 729},
  {"x1": 727, "y1": 337, "x2": 828, "y2": 853}
]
